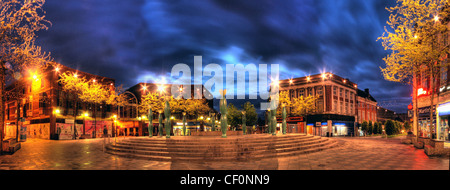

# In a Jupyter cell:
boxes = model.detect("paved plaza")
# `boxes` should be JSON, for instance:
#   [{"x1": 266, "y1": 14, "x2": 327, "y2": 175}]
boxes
[{"x1": 0, "y1": 136, "x2": 448, "y2": 170}]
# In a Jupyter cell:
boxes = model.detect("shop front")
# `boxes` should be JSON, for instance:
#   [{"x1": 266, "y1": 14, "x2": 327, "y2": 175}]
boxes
[
  {"x1": 276, "y1": 116, "x2": 305, "y2": 134},
  {"x1": 311, "y1": 121, "x2": 352, "y2": 137},
  {"x1": 417, "y1": 105, "x2": 436, "y2": 138},
  {"x1": 436, "y1": 102, "x2": 450, "y2": 142},
  {"x1": 306, "y1": 114, "x2": 356, "y2": 137}
]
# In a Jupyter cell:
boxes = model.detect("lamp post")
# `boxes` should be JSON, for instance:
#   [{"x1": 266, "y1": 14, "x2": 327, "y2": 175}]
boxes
[
  {"x1": 242, "y1": 111, "x2": 246, "y2": 135},
  {"x1": 267, "y1": 109, "x2": 272, "y2": 134},
  {"x1": 219, "y1": 89, "x2": 228, "y2": 138},
  {"x1": 182, "y1": 112, "x2": 187, "y2": 136}
]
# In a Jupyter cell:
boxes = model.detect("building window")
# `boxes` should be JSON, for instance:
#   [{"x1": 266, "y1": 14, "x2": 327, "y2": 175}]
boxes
[
  {"x1": 340, "y1": 101, "x2": 343, "y2": 113},
  {"x1": 317, "y1": 86, "x2": 323, "y2": 95},
  {"x1": 317, "y1": 99, "x2": 324, "y2": 113},
  {"x1": 441, "y1": 64, "x2": 447, "y2": 87},
  {"x1": 333, "y1": 86, "x2": 337, "y2": 95},
  {"x1": 340, "y1": 88, "x2": 343, "y2": 97},
  {"x1": 350, "y1": 103, "x2": 353, "y2": 115},
  {"x1": 298, "y1": 89, "x2": 305, "y2": 97},
  {"x1": 358, "y1": 110, "x2": 361, "y2": 123},
  {"x1": 345, "y1": 90, "x2": 348, "y2": 99},
  {"x1": 345, "y1": 102, "x2": 348, "y2": 114},
  {"x1": 308, "y1": 88, "x2": 313, "y2": 96},
  {"x1": 334, "y1": 100, "x2": 338, "y2": 112}
]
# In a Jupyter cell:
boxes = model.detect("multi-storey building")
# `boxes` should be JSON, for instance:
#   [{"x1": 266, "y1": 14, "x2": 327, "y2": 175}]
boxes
[
  {"x1": 413, "y1": 13, "x2": 450, "y2": 142},
  {"x1": 4, "y1": 63, "x2": 116, "y2": 140},
  {"x1": 356, "y1": 88, "x2": 377, "y2": 124},
  {"x1": 278, "y1": 72, "x2": 358, "y2": 137}
]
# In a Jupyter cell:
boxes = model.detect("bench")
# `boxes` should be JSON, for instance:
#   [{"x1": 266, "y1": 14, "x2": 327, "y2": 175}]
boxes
[
  {"x1": 424, "y1": 139, "x2": 449, "y2": 156},
  {"x1": 1, "y1": 138, "x2": 21, "y2": 155}
]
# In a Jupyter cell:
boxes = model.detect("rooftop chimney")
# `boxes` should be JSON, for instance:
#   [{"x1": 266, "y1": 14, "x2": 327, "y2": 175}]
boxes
[{"x1": 365, "y1": 88, "x2": 369, "y2": 95}]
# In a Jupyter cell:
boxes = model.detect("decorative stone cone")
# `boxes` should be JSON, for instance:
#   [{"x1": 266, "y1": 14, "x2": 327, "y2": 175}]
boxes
[
  {"x1": 164, "y1": 100, "x2": 171, "y2": 138},
  {"x1": 272, "y1": 116, "x2": 277, "y2": 136},
  {"x1": 148, "y1": 108, "x2": 153, "y2": 137},
  {"x1": 158, "y1": 112, "x2": 163, "y2": 137}
]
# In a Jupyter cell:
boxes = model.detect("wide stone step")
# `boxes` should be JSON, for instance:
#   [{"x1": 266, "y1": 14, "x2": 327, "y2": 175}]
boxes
[
  {"x1": 105, "y1": 141, "x2": 339, "y2": 161},
  {"x1": 105, "y1": 134, "x2": 339, "y2": 161},
  {"x1": 110, "y1": 136, "x2": 326, "y2": 152},
  {"x1": 121, "y1": 134, "x2": 315, "y2": 145},
  {"x1": 116, "y1": 135, "x2": 320, "y2": 148}
]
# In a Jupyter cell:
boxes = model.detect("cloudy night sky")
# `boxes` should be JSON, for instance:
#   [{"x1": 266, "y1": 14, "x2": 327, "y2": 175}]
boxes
[{"x1": 35, "y1": 0, "x2": 410, "y2": 113}]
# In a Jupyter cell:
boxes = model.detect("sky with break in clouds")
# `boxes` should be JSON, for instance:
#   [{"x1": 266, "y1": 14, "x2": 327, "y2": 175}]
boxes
[{"x1": 36, "y1": 0, "x2": 411, "y2": 113}]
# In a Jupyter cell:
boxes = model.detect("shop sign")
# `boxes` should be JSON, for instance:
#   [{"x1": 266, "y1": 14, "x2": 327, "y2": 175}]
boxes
[
  {"x1": 315, "y1": 122, "x2": 321, "y2": 127},
  {"x1": 65, "y1": 119, "x2": 74, "y2": 124},
  {"x1": 437, "y1": 102, "x2": 450, "y2": 116}
]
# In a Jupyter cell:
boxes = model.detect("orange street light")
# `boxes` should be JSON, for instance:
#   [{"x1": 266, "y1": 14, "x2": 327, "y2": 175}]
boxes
[{"x1": 306, "y1": 76, "x2": 311, "y2": 82}]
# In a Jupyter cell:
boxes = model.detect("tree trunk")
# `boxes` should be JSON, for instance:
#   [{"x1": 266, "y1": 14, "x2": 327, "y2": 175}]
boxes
[
  {"x1": 429, "y1": 69, "x2": 435, "y2": 139},
  {"x1": 413, "y1": 73, "x2": 419, "y2": 141},
  {"x1": 94, "y1": 102, "x2": 97, "y2": 138},
  {"x1": 15, "y1": 100, "x2": 21, "y2": 142},
  {"x1": 0, "y1": 66, "x2": 5, "y2": 155},
  {"x1": 73, "y1": 98, "x2": 78, "y2": 140}
]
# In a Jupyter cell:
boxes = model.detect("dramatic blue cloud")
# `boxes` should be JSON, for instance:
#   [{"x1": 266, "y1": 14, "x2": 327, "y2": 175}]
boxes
[{"x1": 36, "y1": 0, "x2": 410, "y2": 112}]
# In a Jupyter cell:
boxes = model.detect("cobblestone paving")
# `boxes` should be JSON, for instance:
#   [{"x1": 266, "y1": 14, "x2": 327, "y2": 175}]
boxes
[{"x1": 0, "y1": 136, "x2": 448, "y2": 170}]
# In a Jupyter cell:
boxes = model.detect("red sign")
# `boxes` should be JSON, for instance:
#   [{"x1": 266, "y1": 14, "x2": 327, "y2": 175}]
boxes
[
  {"x1": 418, "y1": 88, "x2": 427, "y2": 96},
  {"x1": 408, "y1": 104, "x2": 413, "y2": 110}
]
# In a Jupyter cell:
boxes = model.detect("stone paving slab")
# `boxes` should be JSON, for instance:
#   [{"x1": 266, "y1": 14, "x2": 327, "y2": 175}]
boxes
[{"x1": 0, "y1": 136, "x2": 448, "y2": 170}]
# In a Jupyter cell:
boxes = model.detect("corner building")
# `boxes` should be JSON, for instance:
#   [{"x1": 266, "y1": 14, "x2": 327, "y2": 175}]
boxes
[{"x1": 278, "y1": 73, "x2": 358, "y2": 137}]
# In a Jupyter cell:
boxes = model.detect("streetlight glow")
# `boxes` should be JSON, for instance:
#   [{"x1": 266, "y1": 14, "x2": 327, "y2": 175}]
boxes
[
  {"x1": 141, "y1": 84, "x2": 148, "y2": 91},
  {"x1": 434, "y1": 15, "x2": 439, "y2": 22}
]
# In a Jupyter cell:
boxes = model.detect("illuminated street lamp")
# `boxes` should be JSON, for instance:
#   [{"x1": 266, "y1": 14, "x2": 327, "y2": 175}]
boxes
[{"x1": 434, "y1": 15, "x2": 439, "y2": 22}]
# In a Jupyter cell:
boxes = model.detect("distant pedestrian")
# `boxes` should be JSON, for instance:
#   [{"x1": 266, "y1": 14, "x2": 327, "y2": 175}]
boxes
[
  {"x1": 73, "y1": 126, "x2": 78, "y2": 140},
  {"x1": 103, "y1": 125, "x2": 108, "y2": 137}
]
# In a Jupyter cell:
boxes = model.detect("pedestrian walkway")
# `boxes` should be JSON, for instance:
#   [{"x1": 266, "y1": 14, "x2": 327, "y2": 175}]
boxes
[{"x1": 0, "y1": 136, "x2": 448, "y2": 170}]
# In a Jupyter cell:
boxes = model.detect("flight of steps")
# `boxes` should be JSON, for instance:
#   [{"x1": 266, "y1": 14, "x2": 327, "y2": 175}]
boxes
[{"x1": 105, "y1": 134, "x2": 339, "y2": 161}]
